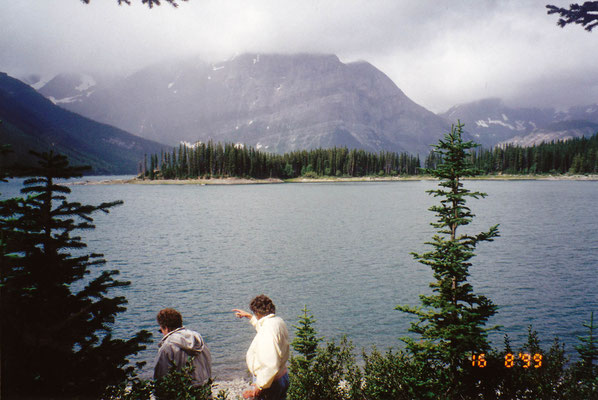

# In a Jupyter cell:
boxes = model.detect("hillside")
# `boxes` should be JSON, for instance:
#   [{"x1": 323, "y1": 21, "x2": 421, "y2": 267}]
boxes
[{"x1": 0, "y1": 72, "x2": 167, "y2": 174}]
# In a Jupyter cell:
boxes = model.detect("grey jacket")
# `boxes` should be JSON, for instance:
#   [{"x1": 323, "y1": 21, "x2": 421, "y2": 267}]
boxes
[{"x1": 154, "y1": 327, "x2": 212, "y2": 386}]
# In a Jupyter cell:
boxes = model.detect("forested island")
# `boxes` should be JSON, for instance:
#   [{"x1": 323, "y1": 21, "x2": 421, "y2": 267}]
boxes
[{"x1": 140, "y1": 133, "x2": 598, "y2": 181}]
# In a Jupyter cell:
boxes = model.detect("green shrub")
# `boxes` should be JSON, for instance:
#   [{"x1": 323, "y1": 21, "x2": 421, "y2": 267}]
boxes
[
  {"x1": 563, "y1": 312, "x2": 598, "y2": 400},
  {"x1": 362, "y1": 347, "x2": 417, "y2": 400},
  {"x1": 485, "y1": 329, "x2": 567, "y2": 400},
  {"x1": 289, "y1": 337, "x2": 362, "y2": 400},
  {"x1": 302, "y1": 170, "x2": 319, "y2": 179},
  {"x1": 102, "y1": 359, "x2": 217, "y2": 400},
  {"x1": 288, "y1": 307, "x2": 362, "y2": 400}
]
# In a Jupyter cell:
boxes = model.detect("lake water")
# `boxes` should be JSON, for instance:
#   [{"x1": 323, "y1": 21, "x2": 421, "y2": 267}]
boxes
[{"x1": 2, "y1": 178, "x2": 597, "y2": 380}]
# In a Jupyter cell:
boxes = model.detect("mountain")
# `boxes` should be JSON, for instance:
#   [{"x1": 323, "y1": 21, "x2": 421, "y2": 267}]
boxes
[
  {"x1": 441, "y1": 98, "x2": 557, "y2": 147},
  {"x1": 38, "y1": 72, "x2": 99, "y2": 105},
  {"x1": 558, "y1": 104, "x2": 598, "y2": 124},
  {"x1": 37, "y1": 53, "x2": 450, "y2": 155},
  {"x1": 497, "y1": 120, "x2": 598, "y2": 147},
  {"x1": 441, "y1": 98, "x2": 598, "y2": 147},
  {"x1": 0, "y1": 72, "x2": 167, "y2": 174}
]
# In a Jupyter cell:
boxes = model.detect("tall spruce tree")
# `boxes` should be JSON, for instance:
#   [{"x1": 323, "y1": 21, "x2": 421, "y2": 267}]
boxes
[
  {"x1": 396, "y1": 122, "x2": 500, "y2": 398},
  {"x1": 0, "y1": 151, "x2": 151, "y2": 398}
]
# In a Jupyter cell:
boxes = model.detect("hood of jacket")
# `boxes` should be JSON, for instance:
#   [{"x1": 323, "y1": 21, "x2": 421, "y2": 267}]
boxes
[{"x1": 158, "y1": 327, "x2": 206, "y2": 355}]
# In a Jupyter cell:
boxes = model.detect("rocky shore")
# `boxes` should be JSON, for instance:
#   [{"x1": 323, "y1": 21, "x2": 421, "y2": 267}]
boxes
[
  {"x1": 212, "y1": 378, "x2": 250, "y2": 399},
  {"x1": 73, "y1": 174, "x2": 598, "y2": 186}
]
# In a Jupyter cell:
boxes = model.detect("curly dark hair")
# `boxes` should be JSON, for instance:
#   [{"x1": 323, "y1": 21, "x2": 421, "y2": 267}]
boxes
[
  {"x1": 156, "y1": 308, "x2": 183, "y2": 330},
  {"x1": 250, "y1": 294, "x2": 276, "y2": 316}
]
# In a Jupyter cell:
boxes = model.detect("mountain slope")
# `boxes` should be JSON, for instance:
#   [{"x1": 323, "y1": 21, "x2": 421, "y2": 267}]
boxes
[
  {"x1": 0, "y1": 72, "x2": 167, "y2": 174},
  {"x1": 40, "y1": 53, "x2": 450, "y2": 155},
  {"x1": 442, "y1": 98, "x2": 598, "y2": 147},
  {"x1": 497, "y1": 120, "x2": 598, "y2": 147},
  {"x1": 441, "y1": 98, "x2": 557, "y2": 147}
]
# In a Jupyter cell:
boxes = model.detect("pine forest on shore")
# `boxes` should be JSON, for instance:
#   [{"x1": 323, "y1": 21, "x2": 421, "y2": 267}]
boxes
[{"x1": 141, "y1": 133, "x2": 598, "y2": 180}]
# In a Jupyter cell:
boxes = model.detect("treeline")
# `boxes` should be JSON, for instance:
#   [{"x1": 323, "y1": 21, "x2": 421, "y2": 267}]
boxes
[
  {"x1": 143, "y1": 142, "x2": 421, "y2": 180},
  {"x1": 425, "y1": 133, "x2": 598, "y2": 174},
  {"x1": 147, "y1": 133, "x2": 598, "y2": 181}
]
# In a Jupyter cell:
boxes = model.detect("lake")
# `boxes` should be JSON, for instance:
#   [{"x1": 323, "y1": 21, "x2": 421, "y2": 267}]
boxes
[{"x1": 2, "y1": 178, "x2": 597, "y2": 380}]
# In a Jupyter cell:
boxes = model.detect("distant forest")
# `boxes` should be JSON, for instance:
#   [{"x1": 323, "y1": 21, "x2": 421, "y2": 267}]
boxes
[
  {"x1": 143, "y1": 133, "x2": 598, "y2": 179},
  {"x1": 143, "y1": 144, "x2": 421, "y2": 179},
  {"x1": 468, "y1": 133, "x2": 598, "y2": 174}
]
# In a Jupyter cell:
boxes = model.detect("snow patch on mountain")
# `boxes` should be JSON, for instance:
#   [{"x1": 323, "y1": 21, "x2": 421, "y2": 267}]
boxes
[
  {"x1": 75, "y1": 75, "x2": 96, "y2": 92},
  {"x1": 514, "y1": 121, "x2": 526, "y2": 130},
  {"x1": 475, "y1": 118, "x2": 521, "y2": 131},
  {"x1": 54, "y1": 95, "x2": 82, "y2": 104},
  {"x1": 30, "y1": 75, "x2": 54, "y2": 90},
  {"x1": 498, "y1": 132, "x2": 576, "y2": 147},
  {"x1": 104, "y1": 137, "x2": 136, "y2": 149},
  {"x1": 181, "y1": 140, "x2": 203, "y2": 149}
]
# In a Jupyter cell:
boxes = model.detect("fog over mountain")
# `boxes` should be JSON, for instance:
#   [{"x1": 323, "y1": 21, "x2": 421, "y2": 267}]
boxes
[
  {"x1": 2, "y1": 1, "x2": 597, "y2": 114},
  {"x1": 34, "y1": 52, "x2": 598, "y2": 155},
  {"x1": 36, "y1": 53, "x2": 450, "y2": 155}
]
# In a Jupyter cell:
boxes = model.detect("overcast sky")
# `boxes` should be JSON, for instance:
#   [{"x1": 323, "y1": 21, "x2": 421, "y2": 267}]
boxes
[{"x1": 1, "y1": 0, "x2": 596, "y2": 113}]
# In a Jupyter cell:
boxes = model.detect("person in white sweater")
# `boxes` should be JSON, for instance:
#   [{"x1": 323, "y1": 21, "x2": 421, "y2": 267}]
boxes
[{"x1": 233, "y1": 295, "x2": 290, "y2": 400}]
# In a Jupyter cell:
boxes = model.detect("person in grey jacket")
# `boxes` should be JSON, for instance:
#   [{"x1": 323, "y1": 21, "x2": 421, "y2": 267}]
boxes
[{"x1": 154, "y1": 308, "x2": 212, "y2": 386}]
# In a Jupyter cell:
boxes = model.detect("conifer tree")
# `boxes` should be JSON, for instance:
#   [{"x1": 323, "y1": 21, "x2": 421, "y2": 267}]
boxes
[
  {"x1": 0, "y1": 151, "x2": 151, "y2": 398},
  {"x1": 288, "y1": 306, "x2": 321, "y2": 400},
  {"x1": 288, "y1": 307, "x2": 361, "y2": 400},
  {"x1": 291, "y1": 305, "x2": 321, "y2": 369},
  {"x1": 396, "y1": 122, "x2": 500, "y2": 398},
  {"x1": 576, "y1": 312, "x2": 598, "y2": 371},
  {"x1": 564, "y1": 312, "x2": 598, "y2": 398}
]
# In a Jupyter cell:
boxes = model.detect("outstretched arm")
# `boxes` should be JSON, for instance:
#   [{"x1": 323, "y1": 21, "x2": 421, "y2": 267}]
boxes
[{"x1": 232, "y1": 309, "x2": 252, "y2": 319}]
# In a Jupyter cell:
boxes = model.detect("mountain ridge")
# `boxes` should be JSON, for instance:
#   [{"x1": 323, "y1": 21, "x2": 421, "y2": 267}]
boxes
[
  {"x1": 441, "y1": 98, "x2": 598, "y2": 147},
  {"x1": 0, "y1": 72, "x2": 167, "y2": 174},
  {"x1": 30, "y1": 53, "x2": 598, "y2": 154},
  {"x1": 36, "y1": 53, "x2": 450, "y2": 156}
]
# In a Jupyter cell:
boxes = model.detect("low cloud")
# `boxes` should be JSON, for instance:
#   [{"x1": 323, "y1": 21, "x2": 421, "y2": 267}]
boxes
[{"x1": 1, "y1": 0, "x2": 596, "y2": 112}]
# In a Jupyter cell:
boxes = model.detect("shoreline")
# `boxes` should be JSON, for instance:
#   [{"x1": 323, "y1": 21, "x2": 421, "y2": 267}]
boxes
[
  {"x1": 74, "y1": 174, "x2": 598, "y2": 185},
  {"x1": 212, "y1": 378, "x2": 250, "y2": 398}
]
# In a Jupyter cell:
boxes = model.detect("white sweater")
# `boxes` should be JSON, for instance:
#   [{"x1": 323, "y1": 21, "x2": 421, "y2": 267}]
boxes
[{"x1": 246, "y1": 314, "x2": 290, "y2": 389}]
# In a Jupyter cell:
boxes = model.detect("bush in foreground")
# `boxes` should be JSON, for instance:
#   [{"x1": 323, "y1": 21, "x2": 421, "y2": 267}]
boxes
[{"x1": 102, "y1": 359, "x2": 225, "y2": 400}]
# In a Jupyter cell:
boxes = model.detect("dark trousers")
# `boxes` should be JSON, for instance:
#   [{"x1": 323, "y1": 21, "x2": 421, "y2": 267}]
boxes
[{"x1": 257, "y1": 373, "x2": 289, "y2": 400}]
